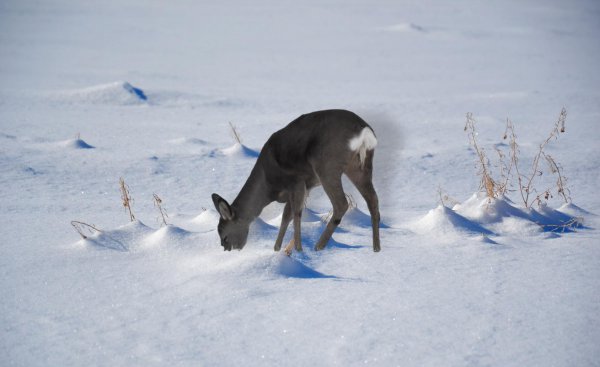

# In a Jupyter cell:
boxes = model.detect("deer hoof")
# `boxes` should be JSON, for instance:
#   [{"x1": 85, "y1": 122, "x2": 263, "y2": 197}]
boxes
[{"x1": 283, "y1": 239, "x2": 295, "y2": 256}]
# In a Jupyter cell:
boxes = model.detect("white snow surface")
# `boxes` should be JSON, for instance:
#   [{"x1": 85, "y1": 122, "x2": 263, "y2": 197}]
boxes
[{"x1": 1, "y1": 0, "x2": 599, "y2": 366}]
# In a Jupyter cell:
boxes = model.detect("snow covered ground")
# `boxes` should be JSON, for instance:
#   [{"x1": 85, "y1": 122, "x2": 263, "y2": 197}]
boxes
[{"x1": 1, "y1": 0, "x2": 599, "y2": 366}]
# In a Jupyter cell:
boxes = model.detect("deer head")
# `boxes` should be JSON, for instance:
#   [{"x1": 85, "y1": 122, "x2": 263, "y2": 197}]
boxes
[{"x1": 211, "y1": 193, "x2": 249, "y2": 251}]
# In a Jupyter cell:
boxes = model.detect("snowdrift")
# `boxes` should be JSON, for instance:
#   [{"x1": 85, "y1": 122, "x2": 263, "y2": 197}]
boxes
[
  {"x1": 557, "y1": 202, "x2": 596, "y2": 218},
  {"x1": 382, "y1": 23, "x2": 428, "y2": 33},
  {"x1": 187, "y1": 208, "x2": 221, "y2": 232},
  {"x1": 453, "y1": 193, "x2": 585, "y2": 233},
  {"x1": 76, "y1": 217, "x2": 337, "y2": 279},
  {"x1": 78, "y1": 220, "x2": 216, "y2": 252},
  {"x1": 58, "y1": 137, "x2": 95, "y2": 149},
  {"x1": 143, "y1": 224, "x2": 197, "y2": 249},
  {"x1": 209, "y1": 142, "x2": 260, "y2": 158},
  {"x1": 80, "y1": 220, "x2": 154, "y2": 251},
  {"x1": 412, "y1": 193, "x2": 588, "y2": 237},
  {"x1": 167, "y1": 137, "x2": 208, "y2": 146},
  {"x1": 412, "y1": 204, "x2": 494, "y2": 236},
  {"x1": 341, "y1": 207, "x2": 390, "y2": 229},
  {"x1": 267, "y1": 207, "x2": 324, "y2": 226},
  {"x1": 56, "y1": 81, "x2": 148, "y2": 105}
]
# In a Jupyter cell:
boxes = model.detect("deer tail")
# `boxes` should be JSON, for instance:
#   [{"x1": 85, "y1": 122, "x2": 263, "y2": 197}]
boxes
[{"x1": 348, "y1": 127, "x2": 377, "y2": 168}]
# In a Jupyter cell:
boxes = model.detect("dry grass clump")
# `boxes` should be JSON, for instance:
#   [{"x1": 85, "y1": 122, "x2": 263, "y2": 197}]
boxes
[
  {"x1": 465, "y1": 108, "x2": 570, "y2": 208},
  {"x1": 71, "y1": 221, "x2": 102, "y2": 239},
  {"x1": 71, "y1": 179, "x2": 177, "y2": 239},
  {"x1": 119, "y1": 177, "x2": 136, "y2": 221},
  {"x1": 464, "y1": 113, "x2": 496, "y2": 198},
  {"x1": 437, "y1": 186, "x2": 460, "y2": 207},
  {"x1": 153, "y1": 193, "x2": 169, "y2": 226},
  {"x1": 321, "y1": 194, "x2": 358, "y2": 223},
  {"x1": 228, "y1": 121, "x2": 242, "y2": 144}
]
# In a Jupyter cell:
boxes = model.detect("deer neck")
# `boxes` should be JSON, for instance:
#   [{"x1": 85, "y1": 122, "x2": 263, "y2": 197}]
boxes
[{"x1": 231, "y1": 163, "x2": 272, "y2": 223}]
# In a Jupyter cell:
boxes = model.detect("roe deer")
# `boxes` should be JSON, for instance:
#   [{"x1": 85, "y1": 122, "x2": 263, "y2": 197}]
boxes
[{"x1": 212, "y1": 109, "x2": 380, "y2": 253}]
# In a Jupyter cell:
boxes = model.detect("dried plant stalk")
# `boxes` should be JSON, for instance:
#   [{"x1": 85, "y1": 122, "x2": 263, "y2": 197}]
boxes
[
  {"x1": 465, "y1": 113, "x2": 496, "y2": 198},
  {"x1": 437, "y1": 186, "x2": 459, "y2": 207},
  {"x1": 229, "y1": 121, "x2": 242, "y2": 144},
  {"x1": 504, "y1": 118, "x2": 521, "y2": 200},
  {"x1": 346, "y1": 194, "x2": 357, "y2": 210},
  {"x1": 544, "y1": 153, "x2": 570, "y2": 204},
  {"x1": 493, "y1": 144, "x2": 510, "y2": 196},
  {"x1": 119, "y1": 177, "x2": 135, "y2": 222},
  {"x1": 537, "y1": 217, "x2": 582, "y2": 233},
  {"x1": 71, "y1": 220, "x2": 102, "y2": 239},
  {"x1": 153, "y1": 193, "x2": 169, "y2": 226},
  {"x1": 517, "y1": 108, "x2": 568, "y2": 207}
]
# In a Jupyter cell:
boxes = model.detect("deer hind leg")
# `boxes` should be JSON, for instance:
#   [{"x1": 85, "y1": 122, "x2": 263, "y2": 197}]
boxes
[
  {"x1": 315, "y1": 173, "x2": 349, "y2": 251},
  {"x1": 346, "y1": 150, "x2": 381, "y2": 252},
  {"x1": 274, "y1": 202, "x2": 292, "y2": 251}
]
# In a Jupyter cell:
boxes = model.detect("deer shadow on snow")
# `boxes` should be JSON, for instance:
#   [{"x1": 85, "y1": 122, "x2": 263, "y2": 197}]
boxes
[{"x1": 248, "y1": 218, "x2": 365, "y2": 280}]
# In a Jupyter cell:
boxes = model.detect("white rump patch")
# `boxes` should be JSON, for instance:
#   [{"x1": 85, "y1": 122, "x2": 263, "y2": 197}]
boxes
[{"x1": 348, "y1": 127, "x2": 377, "y2": 167}]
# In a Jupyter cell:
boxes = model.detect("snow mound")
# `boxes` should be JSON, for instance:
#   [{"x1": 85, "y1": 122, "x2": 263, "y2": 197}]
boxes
[
  {"x1": 142, "y1": 225, "x2": 195, "y2": 249},
  {"x1": 557, "y1": 202, "x2": 595, "y2": 218},
  {"x1": 79, "y1": 222, "x2": 206, "y2": 252},
  {"x1": 59, "y1": 81, "x2": 148, "y2": 105},
  {"x1": 209, "y1": 143, "x2": 260, "y2": 158},
  {"x1": 251, "y1": 216, "x2": 355, "y2": 250},
  {"x1": 267, "y1": 207, "x2": 324, "y2": 226},
  {"x1": 342, "y1": 207, "x2": 389, "y2": 229},
  {"x1": 59, "y1": 137, "x2": 95, "y2": 149},
  {"x1": 412, "y1": 205, "x2": 494, "y2": 236},
  {"x1": 478, "y1": 234, "x2": 499, "y2": 245},
  {"x1": 167, "y1": 137, "x2": 208, "y2": 146},
  {"x1": 188, "y1": 209, "x2": 220, "y2": 231},
  {"x1": 453, "y1": 193, "x2": 526, "y2": 224},
  {"x1": 493, "y1": 216, "x2": 542, "y2": 236},
  {"x1": 183, "y1": 248, "x2": 327, "y2": 279},
  {"x1": 454, "y1": 193, "x2": 584, "y2": 233},
  {"x1": 302, "y1": 208, "x2": 325, "y2": 222},
  {"x1": 527, "y1": 204, "x2": 584, "y2": 233},
  {"x1": 322, "y1": 236, "x2": 363, "y2": 250},
  {"x1": 270, "y1": 255, "x2": 333, "y2": 278},
  {"x1": 382, "y1": 23, "x2": 428, "y2": 33},
  {"x1": 80, "y1": 220, "x2": 154, "y2": 251},
  {"x1": 293, "y1": 221, "x2": 354, "y2": 247},
  {"x1": 249, "y1": 217, "x2": 279, "y2": 236}
]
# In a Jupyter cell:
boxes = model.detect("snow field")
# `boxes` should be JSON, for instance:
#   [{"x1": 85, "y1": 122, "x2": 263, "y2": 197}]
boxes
[{"x1": 1, "y1": 0, "x2": 600, "y2": 366}]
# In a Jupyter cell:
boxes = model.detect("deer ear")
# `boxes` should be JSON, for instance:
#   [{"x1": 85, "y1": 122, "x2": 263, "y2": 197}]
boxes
[{"x1": 212, "y1": 193, "x2": 234, "y2": 220}]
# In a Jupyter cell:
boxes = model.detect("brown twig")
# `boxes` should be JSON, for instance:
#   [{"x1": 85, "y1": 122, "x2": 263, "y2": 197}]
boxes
[
  {"x1": 153, "y1": 193, "x2": 169, "y2": 226},
  {"x1": 119, "y1": 177, "x2": 135, "y2": 222},
  {"x1": 544, "y1": 153, "x2": 571, "y2": 204},
  {"x1": 536, "y1": 217, "x2": 582, "y2": 233},
  {"x1": 228, "y1": 121, "x2": 242, "y2": 144},
  {"x1": 518, "y1": 108, "x2": 567, "y2": 207},
  {"x1": 465, "y1": 113, "x2": 496, "y2": 198},
  {"x1": 71, "y1": 220, "x2": 102, "y2": 239}
]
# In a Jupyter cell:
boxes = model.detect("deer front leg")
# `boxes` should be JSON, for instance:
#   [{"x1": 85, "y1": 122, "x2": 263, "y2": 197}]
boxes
[
  {"x1": 290, "y1": 185, "x2": 306, "y2": 252},
  {"x1": 274, "y1": 202, "x2": 292, "y2": 251}
]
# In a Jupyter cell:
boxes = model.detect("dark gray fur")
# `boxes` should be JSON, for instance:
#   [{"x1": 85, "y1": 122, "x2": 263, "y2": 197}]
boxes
[{"x1": 212, "y1": 109, "x2": 380, "y2": 252}]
